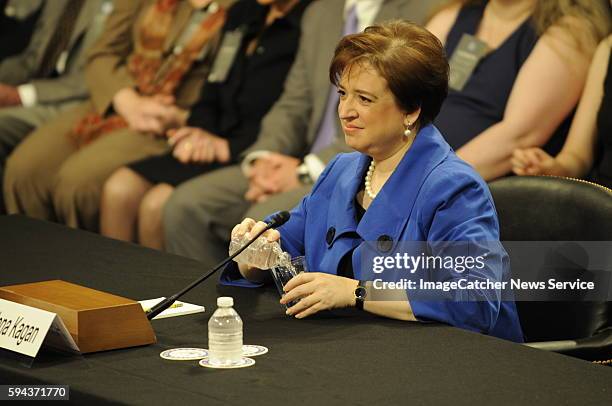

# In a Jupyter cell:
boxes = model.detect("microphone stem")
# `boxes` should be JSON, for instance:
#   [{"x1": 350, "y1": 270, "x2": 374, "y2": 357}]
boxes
[{"x1": 146, "y1": 224, "x2": 274, "y2": 320}]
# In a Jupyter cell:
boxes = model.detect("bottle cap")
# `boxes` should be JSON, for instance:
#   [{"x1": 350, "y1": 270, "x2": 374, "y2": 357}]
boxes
[{"x1": 217, "y1": 297, "x2": 234, "y2": 307}]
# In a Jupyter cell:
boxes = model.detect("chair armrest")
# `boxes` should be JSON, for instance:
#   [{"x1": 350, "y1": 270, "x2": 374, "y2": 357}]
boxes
[{"x1": 524, "y1": 327, "x2": 612, "y2": 361}]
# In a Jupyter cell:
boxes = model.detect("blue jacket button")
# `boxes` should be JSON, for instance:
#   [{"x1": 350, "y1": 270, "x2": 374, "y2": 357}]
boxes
[
  {"x1": 326, "y1": 227, "x2": 336, "y2": 245},
  {"x1": 377, "y1": 235, "x2": 393, "y2": 252}
]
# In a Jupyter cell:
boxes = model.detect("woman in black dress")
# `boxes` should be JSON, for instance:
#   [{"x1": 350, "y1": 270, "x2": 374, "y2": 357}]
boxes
[
  {"x1": 426, "y1": 0, "x2": 609, "y2": 180},
  {"x1": 99, "y1": 0, "x2": 310, "y2": 249},
  {"x1": 512, "y1": 35, "x2": 612, "y2": 189}
]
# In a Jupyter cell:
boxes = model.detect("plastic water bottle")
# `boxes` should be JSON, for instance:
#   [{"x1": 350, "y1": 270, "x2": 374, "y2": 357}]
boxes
[
  {"x1": 229, "y1": 234, "x2": 293, "y2": 270},
  {"x1": 208, "y1": 297, "x2": 243, "y2": 365}
]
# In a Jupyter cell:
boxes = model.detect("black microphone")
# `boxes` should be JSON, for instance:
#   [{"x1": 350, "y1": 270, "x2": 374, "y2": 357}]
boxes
[
  {"x1": 146, "y1": 211, "x2": 291, "y2": 320},
  {"x1": 267, "y1": 210, "x2": 290, "y2": 227}
]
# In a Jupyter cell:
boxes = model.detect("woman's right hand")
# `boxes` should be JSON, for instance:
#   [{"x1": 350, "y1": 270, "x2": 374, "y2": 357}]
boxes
[
  {"x1": 112, "y1": 88, "x2": 179, "y2": 135},
  {"x1": 231, "y1": 217, "x2": 281, "y2": 258},
  {"x1": 231, "y1": 218, "x2": 280, "y2": 282},
  {"x1": 511, "y1": 147, "x2": 564, "y2": 176}
]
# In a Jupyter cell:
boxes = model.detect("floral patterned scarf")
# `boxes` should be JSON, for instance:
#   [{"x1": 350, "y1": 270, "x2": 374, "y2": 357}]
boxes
[{"x1": 71, "y1": 0, "x2": 226, "y2": 146}]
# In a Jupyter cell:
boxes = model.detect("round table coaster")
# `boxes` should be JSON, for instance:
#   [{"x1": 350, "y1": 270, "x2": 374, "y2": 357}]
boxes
[
  {"x1": 242, "y1": 344, "x2": 268, "y2": 357},
  {"x1": 160, "y1": 348, "x2": 209, "y2": 361},
  {"x1": 199, "y1": 357, "x2": 255, "y2": 369}
]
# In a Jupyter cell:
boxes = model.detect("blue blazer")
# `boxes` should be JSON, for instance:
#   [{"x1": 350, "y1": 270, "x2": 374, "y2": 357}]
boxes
[{"x1": 222, "y1": 125, "x2": 524, "y2": 342}]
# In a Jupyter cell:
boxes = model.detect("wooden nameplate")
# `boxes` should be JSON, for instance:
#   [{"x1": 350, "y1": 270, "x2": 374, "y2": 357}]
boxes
[{"x1": 0, "y1": 280, "x2": 156, "y2": 353}]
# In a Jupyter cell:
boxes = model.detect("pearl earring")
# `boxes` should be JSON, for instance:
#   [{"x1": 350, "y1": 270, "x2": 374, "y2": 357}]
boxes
[{"x1": 404, "y1": 122, "x2": 412, "y2": 137}]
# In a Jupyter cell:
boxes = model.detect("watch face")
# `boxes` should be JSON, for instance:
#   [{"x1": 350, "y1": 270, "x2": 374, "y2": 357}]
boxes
[{"x1": 355, "y1": 286, "x2": 367, "y2": 300}]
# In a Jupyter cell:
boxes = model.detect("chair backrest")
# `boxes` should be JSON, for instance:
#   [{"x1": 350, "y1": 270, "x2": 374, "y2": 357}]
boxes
[{"x1": 488, "y1": 176, "x2": 612, "y2": 341}]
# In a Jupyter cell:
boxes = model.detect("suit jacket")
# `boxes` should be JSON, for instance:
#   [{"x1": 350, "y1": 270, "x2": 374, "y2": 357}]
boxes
[
  {"x1": 241, "y1": 0, "x2": 445, "y2": 163},
  {"x1": 223, "y1": 125, "x2": 524, "y2": 342},
  {"x1": 1, "y1": 0, "x2": 41, "y2": 20},
  {"x1": 0, "y1": 0, "x2": 109, "y2": 104},
  {"x1": 0, "y1": 0, "x2": 43, "y2": 61},
  {"x1": 85, "y1": 0, "x2": 234, "y2": 115}
]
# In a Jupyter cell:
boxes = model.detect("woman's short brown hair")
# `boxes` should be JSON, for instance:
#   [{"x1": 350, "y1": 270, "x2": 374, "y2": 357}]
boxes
[{"x1": 330, "y1": 20, "x2": 449, "y2": 128}]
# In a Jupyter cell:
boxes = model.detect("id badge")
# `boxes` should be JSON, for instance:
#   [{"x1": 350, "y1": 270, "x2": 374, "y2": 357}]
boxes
[
  {"x1": 448, "y1": 33, "x2": 489, "y2": 91},
  {"x1": 207, "y1": 29, "x2": 244, "y2": 83}
]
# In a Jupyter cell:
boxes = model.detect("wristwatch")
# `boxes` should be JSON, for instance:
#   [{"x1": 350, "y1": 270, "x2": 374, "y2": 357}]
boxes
[
  {"x1": 296, "y1": 163, "x2": 313, "y2": 185},
  {"x1": 354, "y1": 280, "x2": 367, "y2": 310}
]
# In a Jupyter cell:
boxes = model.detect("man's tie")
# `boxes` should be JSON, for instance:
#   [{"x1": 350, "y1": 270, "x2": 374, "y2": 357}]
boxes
[
  {"x1": 37, "y1": 0, "x2": 85, "y2": 78},
  {"x1": 309, "y1": 4, "x2": 359, "y2": 154}
]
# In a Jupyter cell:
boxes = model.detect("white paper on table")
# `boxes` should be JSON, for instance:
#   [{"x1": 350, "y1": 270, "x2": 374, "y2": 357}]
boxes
[{"x1": 139, "y1": 297, "x2": 205, "y2": 320}]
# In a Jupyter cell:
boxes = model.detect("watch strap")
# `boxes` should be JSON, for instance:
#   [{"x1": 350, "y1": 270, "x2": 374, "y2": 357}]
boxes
[{"x1": 355, "y1": 280, "x2": 367, "y2": 310}]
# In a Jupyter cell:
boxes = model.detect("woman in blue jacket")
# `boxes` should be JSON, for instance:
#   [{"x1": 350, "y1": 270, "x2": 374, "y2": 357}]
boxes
[{"x1": 225, "y1": 21, "x2": 524, "y2": 342}]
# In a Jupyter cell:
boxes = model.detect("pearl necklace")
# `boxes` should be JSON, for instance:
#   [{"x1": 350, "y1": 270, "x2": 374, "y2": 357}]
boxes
[{"x1": 364, "y1": 160, "x2": 377, "y2": 199}]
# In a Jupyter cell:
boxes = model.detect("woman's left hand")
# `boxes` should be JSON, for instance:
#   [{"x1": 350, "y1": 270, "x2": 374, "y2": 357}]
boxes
[
  {"x1": 281, "y1": 273, "x2": 358, "y2": 318},
  {"x1": 168, "y1": 127, "x2": 230, "y2": 164}
]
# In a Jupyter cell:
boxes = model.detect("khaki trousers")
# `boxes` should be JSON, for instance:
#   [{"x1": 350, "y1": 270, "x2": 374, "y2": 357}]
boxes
[
  {"x1": 4, "y1": 101, "x2": 169, "y2": 231},
  {"x1": 0, "y1": 101, "x2": 81, "y2": 214}
]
